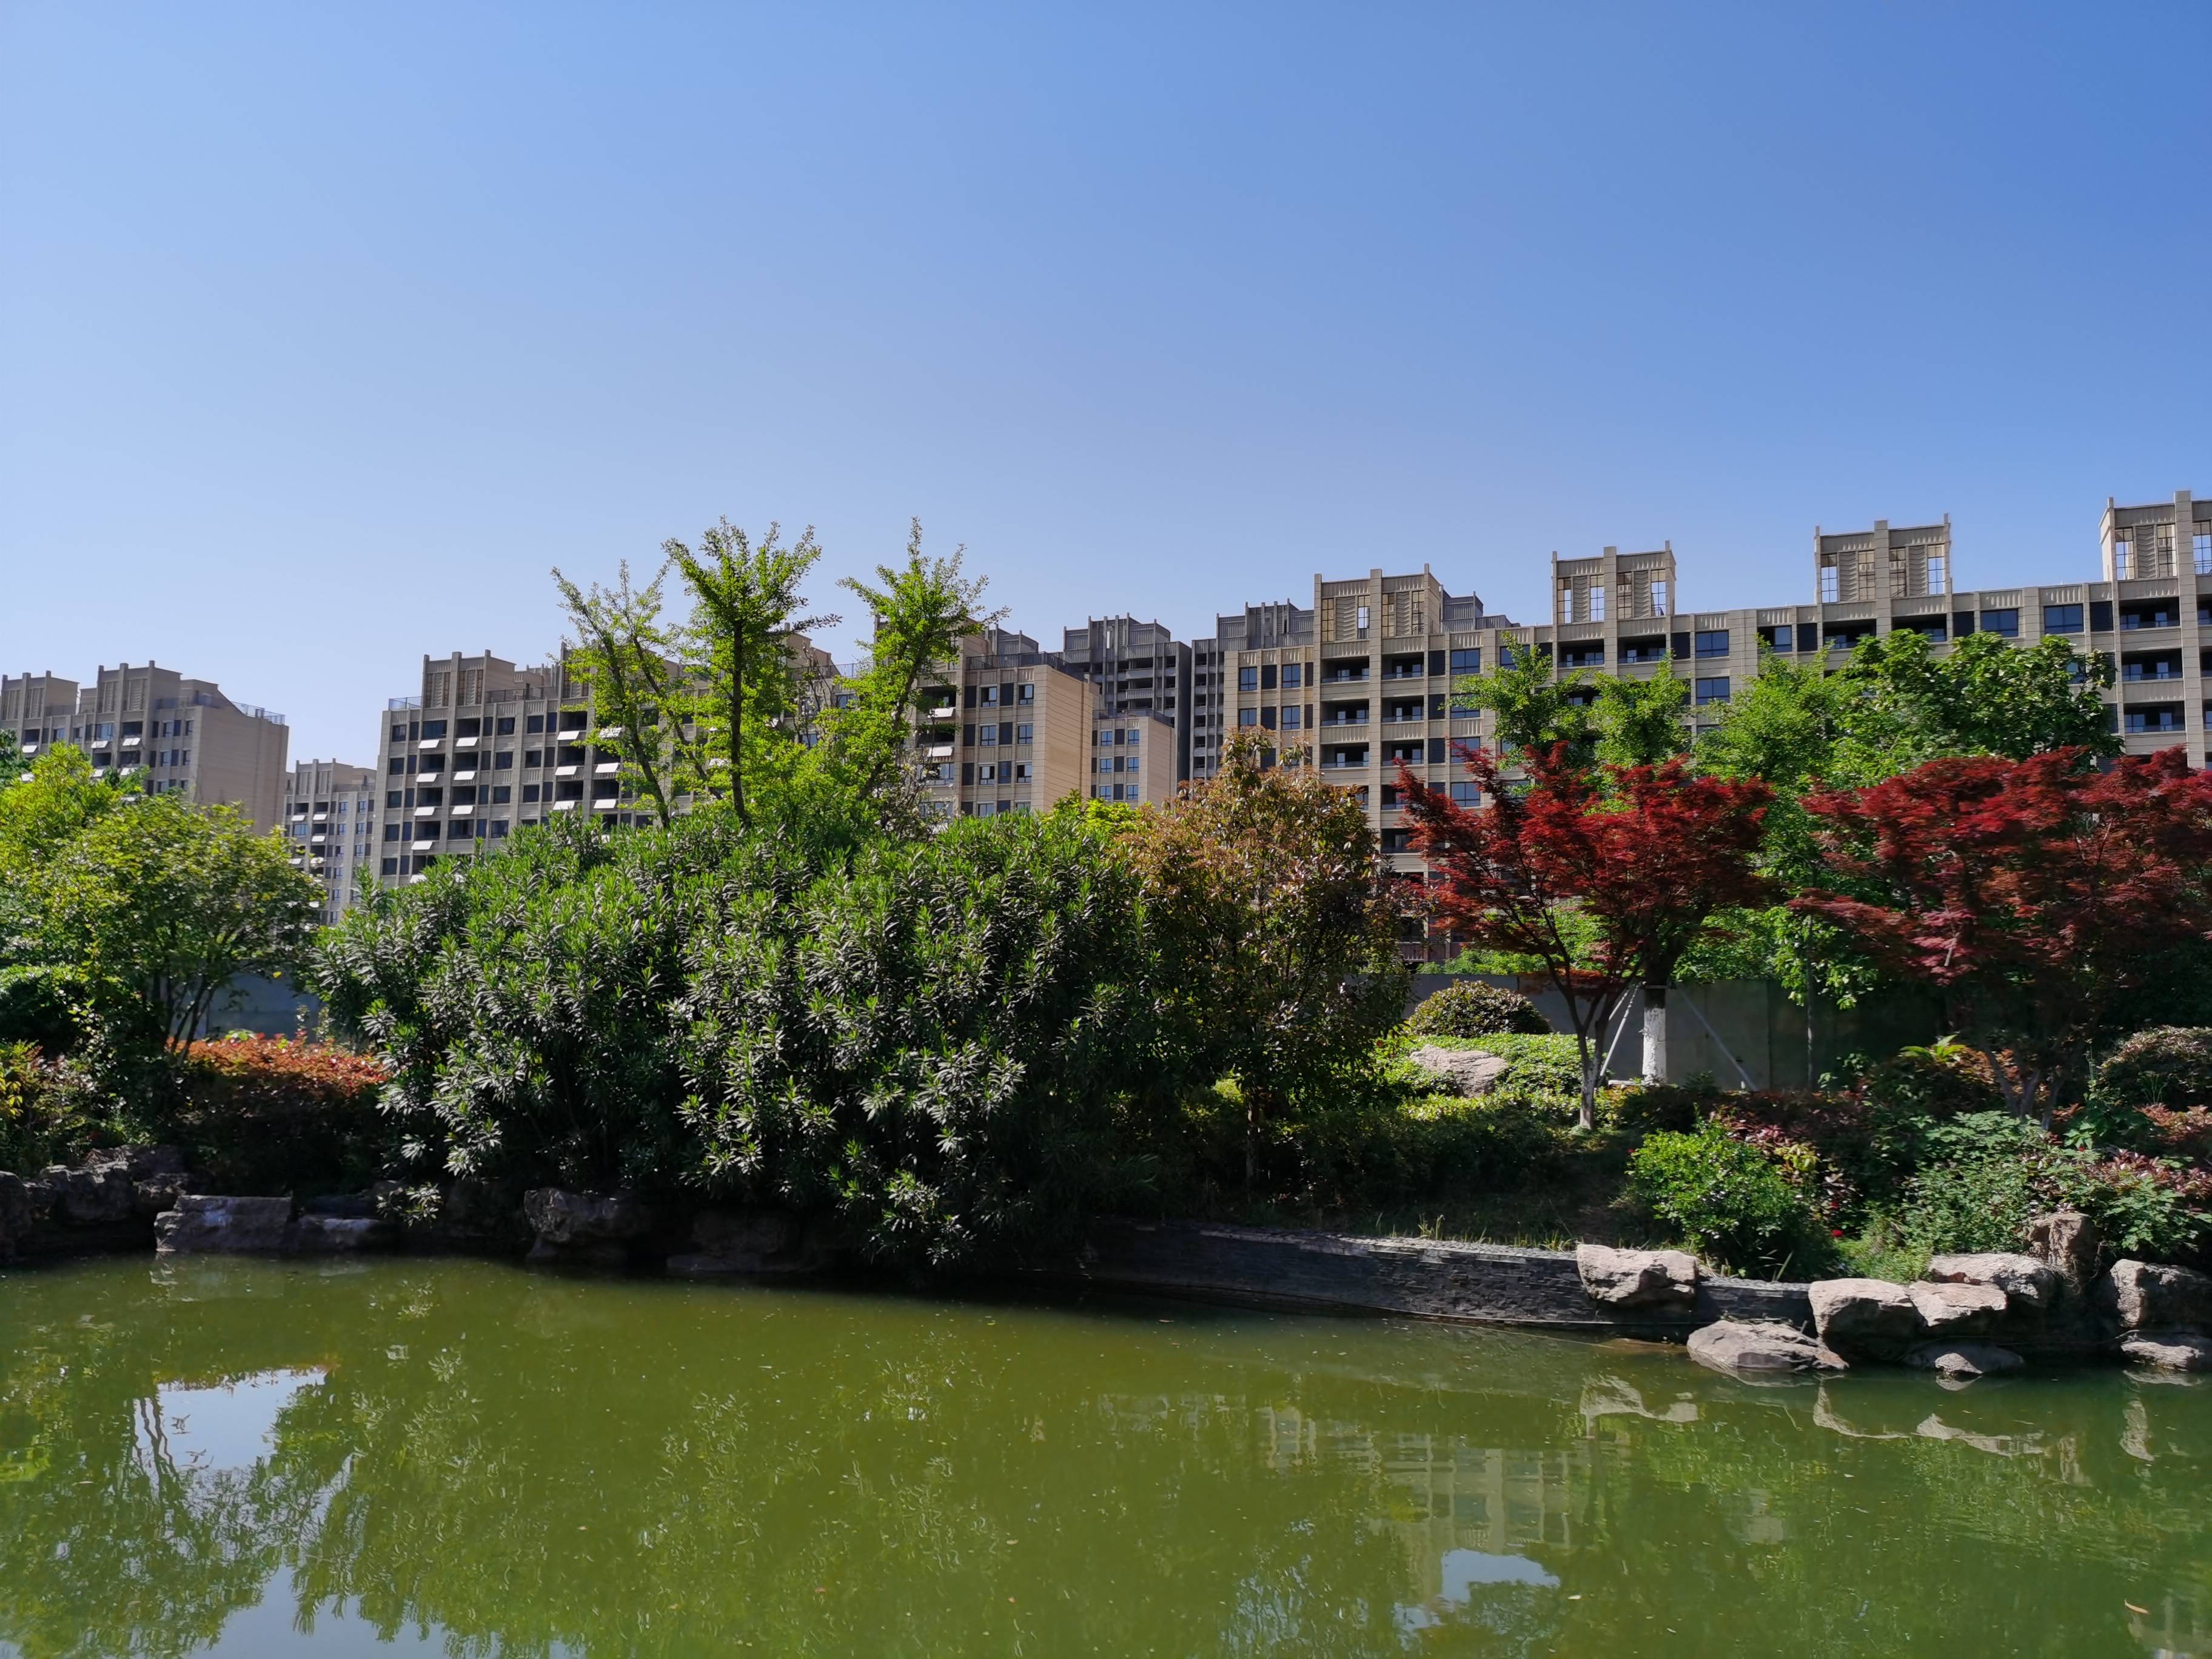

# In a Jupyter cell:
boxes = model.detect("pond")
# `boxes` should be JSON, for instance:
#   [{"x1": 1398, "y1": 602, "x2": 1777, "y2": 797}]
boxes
[{"x1": 1, "y1": 1257, "x2": 2207, "y2": 1657}]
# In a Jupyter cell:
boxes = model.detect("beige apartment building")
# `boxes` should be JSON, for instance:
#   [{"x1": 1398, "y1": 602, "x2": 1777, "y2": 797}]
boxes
[
  {"x1": 1057, "y1": 616, "x2": 1195, "y2": 781},
  {"x1": 1, "y1": 662, "x2": 290, "y2": 833},
  {"x1": 908, "y1": 628, "x2": 1094, "y2": 819},
  {"x1": 283, "y1": 759, "x2": 380, "y2": 922}
]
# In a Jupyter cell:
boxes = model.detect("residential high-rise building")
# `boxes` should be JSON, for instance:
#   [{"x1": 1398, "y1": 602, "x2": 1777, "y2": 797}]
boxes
[
  {"x1": 1057, "y1": 617, "x2": 1195, "y2": 780},
  {"x1": 908, "y1": 628, "x2": 1096, "y2": 819},
  {"x1": 1, "y1": 662, "x2": 289, "y2": 832},
  {"x1": 283, "y1": 759, "x2": 380, "y2": 922}
]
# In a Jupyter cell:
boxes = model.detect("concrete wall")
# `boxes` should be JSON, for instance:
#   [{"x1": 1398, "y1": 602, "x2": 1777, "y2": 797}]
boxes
[{"x1": 1409, "y1": 974, "x2": 1944, "y2": 1091}]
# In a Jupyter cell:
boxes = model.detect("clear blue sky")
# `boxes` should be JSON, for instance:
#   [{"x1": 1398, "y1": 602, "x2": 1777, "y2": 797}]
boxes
[{"x1": 4, "y1": 2, "x2": 2208, "y2": 763}]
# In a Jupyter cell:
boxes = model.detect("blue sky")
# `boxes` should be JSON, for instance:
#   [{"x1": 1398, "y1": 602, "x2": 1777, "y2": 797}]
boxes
[{"x1": 4, "y1": 2, "x2": 2208, "y2": 763}]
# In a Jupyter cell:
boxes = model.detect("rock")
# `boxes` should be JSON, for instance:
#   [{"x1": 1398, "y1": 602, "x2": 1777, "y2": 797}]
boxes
[
  {"x1": 522, "y1": 1188, "x2": 654, "y2": 1247},
  {"x1": 1908, "y1": 1280, "x2": 2009, "y2": 1337},
  {"x1": 0, "y1": 1171, "x2": 31, "y2": 1258},
  {"x1": 1686, "y1": 1319, "x2": 1847, "y2": 1377},
  {"x1": 669, "y1": 1209, "x2": 834, "y2": 1278},
  {"x1": 1809, "y1": 1278, "x2": 1925, "y2": 1359},
  {"x1": 45, "y1": 1159, "x2": 135, "y2": 1225},
  {"x1": 1575, "y1": 1243, "x2": 1698, "y2": 1310},
  {"x1": 291, "y1": 1215, "x2": 395, "y2": 1254},
  {"x1": 155, "y1": 1195, "x2": 296, "y2": 1255},
  {"x1": 1902, "y1": 1341, "x2": 2024, "y2": 1382},
  {"x1": 2119, "y1": 1332, "x2": 2212, "y2": 1372},
  {"x1": 2025, "y1": 1209, "x2": 2099, "y2": 1293},
  {"x1": 2102, "y1": 1260, "x2": 2212, "y2": 1333},
  {"x1": 1924, "y1": 1252, "x2": 2059, "y2": 1313},
  {"x1": 1407, "y1": 1046, "x2": 1511, "y2": 1097}
]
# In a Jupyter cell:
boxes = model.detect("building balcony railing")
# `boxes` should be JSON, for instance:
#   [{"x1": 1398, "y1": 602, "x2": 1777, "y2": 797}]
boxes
[{"x1": 2123, "y1": 667, "x2": 2182, "y2": 682}]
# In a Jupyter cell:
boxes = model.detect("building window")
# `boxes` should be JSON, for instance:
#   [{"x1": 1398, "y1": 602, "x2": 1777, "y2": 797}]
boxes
[
  {"x1": 1238, "y1": 667, "x2": 1258, "y2": 691},
  {"x1": 1017, "y1": 683, "x2": 1034, "y2": 704},
  {"x1": 1695, "y1": 677, "x2": 1730, "y2": 706},
  {"x1": 1449, "y1": 648, "x2": 1481, "y2": 675},
  {"x1": 1016, "y1": 723, "x2": 1033, "y2": 742},
  {"x1": 2193, "y1": 526, "x2": 2212, "y2": 577},
  {"x1": 1980, "y1": 608, "x2": 2020, "y2": 638},
  {"x1": 1818, "y1": 566, "x2": 1838, "y2": 603},
  {"x1": 1694, "y1": 630, "x2": 1730, "y2": 657},
  {"x1": 1239, "y1": 708, "x2": 1258, "y2": 726},
  {"x1": 2043, "y1": 603, "x2": 2084, "y2": 635},
  {"x1": 1282, "y1": 663, "x2": 1302, "y2": 689}
]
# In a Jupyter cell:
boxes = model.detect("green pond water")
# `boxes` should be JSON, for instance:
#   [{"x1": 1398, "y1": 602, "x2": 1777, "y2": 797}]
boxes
[{"x1": 1, "y1": 1258, "x2": 2207, "y2": 1658}]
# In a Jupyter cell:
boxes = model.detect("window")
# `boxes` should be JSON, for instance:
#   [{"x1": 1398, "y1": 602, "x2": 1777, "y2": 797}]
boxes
[
  {"x1": 491, "y1": 785, "x2": 512, "y2": 804},
  {"x1": 1281, "y1": 705, "x2": 1302, "y2": 729},
  {"x1": 489, "y1": 820, "x2": 509, "y2": 839},
  {"x1": 1017, "y1": 683, "x2": 1034, "y2": 704},
  {"x1": 1355, "y1": 605, "x2": 1370, "y2": 635},
  {"x1": 1694, "y1": 629, "x2": 1730, "y2": 657},
  {"x1": 1651, "y1": 579, "x2": 1669, "y2": 615},
  {"x1": 389, "y1": 723, "x2": 406, "y2": 742},
  {"x1": 421, "y1": 719, "x2": 447, "y2": 740},
  {"x1": 1260, "y1": 664, "x2": 1278, "y2": 690},
  {"x1": 1125, "y1": 729, "x2": 1139, "y2": 745},
  {"x1": 1982, "y1": 608, "x2": 2020, "y2": 638},
  {"x1": 2043, "y1": 603, "x2": 2083, "y2": 635},
  {"x1": 1695, "y1": 677, "x2": 1731, "y2": 706},
  {"x1": 977, "y1": 762, "x2": 998, "y2": 783},
  {"x1": 979, "y1": 725, "x2": 997, "y2": 746},
  {"x1": 1238, "y1": 666, "x2": 1258, "y2": 691},
  {"x1": 388, "y1": 757, "x2": 404, "y2": 775},
  {"x1": 979, "y1": 685, "x2": 1000, "y2": 708},
  {"x1": 385, "y1": 789, "x2": 401, "y2": 808},
  {"x1": 1819, "y1": 566, "x2": 1838, "y2": 603},
  {"x1": 1926, "y1": 554, "x2": 1946, "y2": 590},
  {"x1": 1449, "y1": 648, "x2": 1481, "y2": 676},
  {"x1": 496, "y1": 716, "x2": 516, "y2": 735},
  {"x1": 1016, "y1": 723, "x2": 1033, "y2": 742},
  {"x1": 1239, "y1": 708, "x2": 1259, "y2": 726},
  {"x1": 1282, "y1": 663, "x2": 1303, "y2": 689},
  {"x1": 523, "y1": 782, "x2": 541, "y2": 802},
  {"x1": 494, "y1": 750, "x2": 513, "y2": 769},
  {"x1": 2195, "y1": 527, "x2": 2212, "y2": 577},
  {"x1": 1763, "y1": 625, "x2": 1793, "y2": 653},
  {"x1": 383, "y1": 824, "x2": 400, "y2": 842},
  {"x1": 1014, "y1": 762, "x2": 1032, "y2": 781},
  {"x1": 1449, "y1": 781, "x2": 1479, "y2": 806}
]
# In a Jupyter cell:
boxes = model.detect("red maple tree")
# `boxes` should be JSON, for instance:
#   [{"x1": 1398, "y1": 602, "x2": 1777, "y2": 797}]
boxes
[
  {"x1": 1400, "y1": 745, "x2": 1772, "y2": 1128},
  {"x1": 1792, "y1": 746, "x2": 2212, "y2": 1120}
]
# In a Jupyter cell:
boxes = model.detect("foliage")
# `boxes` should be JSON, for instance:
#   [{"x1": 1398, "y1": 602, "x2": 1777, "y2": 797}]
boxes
[
  {"x1": 675, "y1": 806, "x2": 1169, "y2": 1270},
  {"x1": 1795, "y1": 748, "x2": 2212, "y2": 1118},
  {"x1": 1449, "y1": 631, "x2": 1594, "y2": 763},
  {"x1": 1628, "y1": 1119, "x2": 1833, "y2": 1276},
  {"x1": 1401, "y1": 743, "x2": 1771, "y2": 1128},
  {"x1": 659, "y1": 520, "x2": 840, "y2": 828},
  {"x1": 1121, "y1": 732, "x2": 1405, "y2": 1165},
  {"x1": 2094, "y1": 1027, "x2": 2212, "y2": 1111},
  {"x1": 169, "y1": 1036, "x2": 393, "y2": 1195},
  {"x1": 0, "y1": 1043, "x2": 108, "y2": 1171},
  {"x1": 1404, "y1": 980, "x2": 1550, "y2": 1039},
  {"x1": 552, "y1": 558, "x2": 691, "y2": 828},
  {"x1": 1835, "y1": 629, "x2": 2119, "y2": 774},
  {"x1": 0, "y1": 752, "x2": 321, "y2": 1099},
  {"x1": 1592, "y1": 663, "x2": 1691, "y2": 769}
]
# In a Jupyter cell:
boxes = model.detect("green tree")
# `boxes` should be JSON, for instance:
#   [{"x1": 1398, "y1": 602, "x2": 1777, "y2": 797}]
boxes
[
  {"x1": 1837, "y1": 628, "x2": 2117, "y2": 773},
  {"x1": 1450, "y1": 631, "x2": 1595, "y2": 762},
  {"x1": 552, "y1": 558, "x2": 691, "y2": 828},
  {"x1": 661, "y1": 520, "x2": 841, "y2": 828},
  {"x1": 1121, "y1": 732, "x2": 1406, "y2": 1177},
  {"x1": 1592, "y1": 658, "x2": 1691, "y2": 768}
]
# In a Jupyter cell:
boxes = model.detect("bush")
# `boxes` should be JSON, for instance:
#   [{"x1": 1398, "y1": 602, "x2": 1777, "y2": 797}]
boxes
[
  {"x1": 1606, "y1": 1082, "x2": 1717, "y2": 1138},
  {"x1": 0, "y1": 1042, "x2": 109, "y2": 1171},
  {"x1": 1889, "y1": 1113, "x2": 2053, "y2": 1256},
  {"x1": 1406, "y1": 982, "x2": 1551, "y2": 1039},
  {"x1": 2094, "y1": 1027, "x2": 2212, "y2": 1111},
  {"x1": 1629, "y1": 1120, "x2": 1834, "y2": 1278},
  {"x1": 1860, "y1": 1041, "x2": 2001, "y2": 1120},
  {"x1": 172, "y1": 1036, "x2": 392, "y2": 1195}
]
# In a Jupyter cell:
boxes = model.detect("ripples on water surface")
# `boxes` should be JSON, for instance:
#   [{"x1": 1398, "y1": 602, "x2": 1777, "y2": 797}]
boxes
[{"x1": 1, "y1": 1256, "x2": 2207, "y2": 1656}]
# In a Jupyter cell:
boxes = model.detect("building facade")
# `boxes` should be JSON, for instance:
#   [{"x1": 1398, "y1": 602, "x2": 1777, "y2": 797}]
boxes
[
  {"x1": 283, "y1": 760, "x2": 380, "y2": 922},
  {"x1": 1, "y1": 662, "x2": 289, "y2": 833},
  {"x1": 1057, "y1": 616, "x2": 1195, "y2": 782}
]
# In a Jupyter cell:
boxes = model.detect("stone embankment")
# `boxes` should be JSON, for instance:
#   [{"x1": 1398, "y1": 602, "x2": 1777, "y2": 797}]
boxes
[{"x1": 7, "y1": 1153, "x2": 2208, "y2": 1380}]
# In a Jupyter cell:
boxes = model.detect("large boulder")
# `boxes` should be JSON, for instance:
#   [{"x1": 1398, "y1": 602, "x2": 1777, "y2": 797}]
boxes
[
  {"x1": 0, "y1": 1172, "x2": 32, "y2": 1259},
  {"x1": 1902, "y1": 1341, "x2": 2024, "y2": 1383},
  {"x1": 2101, "y1": 1260, "x2": 2212, "y2": 1333},
  {"x1": 2119, "y1": 1332, "x2": 2212, "y2": 1372},
  {"x1": 1924, "y1": 1252, "x2": 2059, "y2": 1315},
  {"x1": 42, "y1": 1158, "x2": 135, "y2": 1226},
  {"x1": 1908, "y1": 1280, "x2": 2009, "y2": 1338},
  {"x1": 1809, "y1": 1278, "x2": 1925, "y2": 1359},
  {"x1": 669, "y1": 1210, "x2": 834, "y2": 1278},
  {"x1": 2025, "y1": 1210, "x2": 2099, "y2": 1294},
  {"x1": 1686, "y1": 1319, "x2": 1847, "y2": 1378},
  {"x1": 1406, "y1": 1046, "x2": 1511, "y2": 1097},
  {"x1": 155, "y1": 1195, "x2": 297, "y2": 1255},
  {"x1": 1575, "y1": 1244, "x2": 1698, "y2": 1311},
  {"x1": 523, "y1": 1188, "x2": 654, "y2": 1267}
]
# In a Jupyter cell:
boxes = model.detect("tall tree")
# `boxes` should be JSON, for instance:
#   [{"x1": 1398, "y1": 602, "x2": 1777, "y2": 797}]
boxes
[
  {"x1": 1792, "y1": 746, "x2": 2212, "y2": 1121},
  {"x1": 1401, "y1": 745, "x2": 1772, "y2": 1128},
  {"x1": 662, "y1": 520, "x2": 840, "y2": 827},
  {"x1": 1451, "y1": 631, "x2": 1597, "y2": 763},
  {"x1": 1593, "y1": 660, "x2": 1691, "y2": 768},
  {"x1": 552, "y1": 559, "x2": 688, "y2": 828},
  {"x1": 1122, "y1": 732, "x2": 1405, "y2": 1181}
]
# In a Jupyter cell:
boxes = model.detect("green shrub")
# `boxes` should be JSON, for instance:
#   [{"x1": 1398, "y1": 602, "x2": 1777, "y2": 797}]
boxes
[
  {"x1": 0, "y1": 1042, "x2": 109, "y2": 1171},
  {"x1": 1860, "y1": 1040, "x2": 2001, "y2": 1120},
  {"x1": 2094, "y1": 1027, "x2": 2212, "y2": 1111},
  {"x1": 1605, "y1": 1082, "x2": 1716, "y2": 1138},
  {"x1": 1629, "y1": 1120, "x2": 1834, "y2": 1278},
  {"x1": 1406, "y1": 982, "x2": 1551, "y2": 1039},
  {"x1": 1889, "y1": 1113, "x2": 2051, "y2": 1256}
]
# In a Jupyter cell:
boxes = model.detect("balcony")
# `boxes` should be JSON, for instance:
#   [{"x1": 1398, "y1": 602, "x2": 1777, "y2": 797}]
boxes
[
  {"x1": 2125, "y1": 708, "x2": 2185, "y2": 735},
  {"x1": 1318, "y1": 715, "x2": 1369, "y2": 728},
  {"x1": 1382, "y1": 666, "x2": 1426, "y2": 681},
  {"x1": 2123, "y1": 665, "x2": 2182, "y2": 683},
  {"x1": 1320, "y1": 668, "x2": 1370, "y2": 685}
]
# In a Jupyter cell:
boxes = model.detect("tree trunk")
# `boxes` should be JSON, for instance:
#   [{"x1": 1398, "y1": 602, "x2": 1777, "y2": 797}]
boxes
[
  {"x1": 1577, "y1": 1038, "x2": 1601, "y2": 1134},
  {"x1": 1641, "y1": 982, "x2": 1667, "y2": 1086}
]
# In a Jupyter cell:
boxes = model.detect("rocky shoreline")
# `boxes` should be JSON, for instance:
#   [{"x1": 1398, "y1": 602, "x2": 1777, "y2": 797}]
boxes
[{"x1": 5, "y1": 1146, "x2": 2207, "y2": 1381}]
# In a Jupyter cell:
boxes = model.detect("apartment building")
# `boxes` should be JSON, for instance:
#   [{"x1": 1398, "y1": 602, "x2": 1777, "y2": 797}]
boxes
[
  {"x1": 908, "y1": 628, "x2": 1094, "y2": 818},
  {"x1": 283, "y1": 759, "x2": 380, "y2": 922},
  {"x1": 1, "y1": 662, "x2": 289, "y2": 833},
  {"x1": 1057, "y1": 616, "x2": 1195, "y2": 781}
]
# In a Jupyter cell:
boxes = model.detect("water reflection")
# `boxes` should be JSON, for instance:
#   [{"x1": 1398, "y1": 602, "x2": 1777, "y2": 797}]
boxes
[{"x1": 0, "y1": 1257, "x2": 2207, "y2": 1657}]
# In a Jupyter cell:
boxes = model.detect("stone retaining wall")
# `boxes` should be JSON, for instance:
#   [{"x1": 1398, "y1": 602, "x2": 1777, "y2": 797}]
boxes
[{"x1": 1048, "y1": 1218, "x2": 1814, "y2": 1339}]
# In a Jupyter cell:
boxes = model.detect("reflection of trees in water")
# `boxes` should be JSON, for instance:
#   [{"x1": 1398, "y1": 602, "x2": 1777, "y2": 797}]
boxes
[{"x1": 1, "y1": 1261, "x2": 2210, "y2": 1657}]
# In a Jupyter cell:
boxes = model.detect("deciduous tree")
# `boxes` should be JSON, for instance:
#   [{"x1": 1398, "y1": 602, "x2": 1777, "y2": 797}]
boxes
[
  {"x1": 1792, "y1": 747, "x2": 2212, "y2": 1121},
  {"x1": 1401, "y1": 746, "x2": 1772, "y2": 1128}
]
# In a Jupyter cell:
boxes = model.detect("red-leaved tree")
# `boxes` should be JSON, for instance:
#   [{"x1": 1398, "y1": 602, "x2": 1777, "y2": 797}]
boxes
[
  {"x1": 1401, "y1": 746, "x2": 1773, "y2": 1129},
  {"x1": 1792, "y1": 746, "x2": 2212, "y2": 1121}
]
